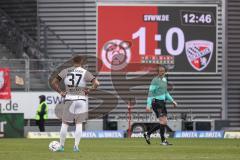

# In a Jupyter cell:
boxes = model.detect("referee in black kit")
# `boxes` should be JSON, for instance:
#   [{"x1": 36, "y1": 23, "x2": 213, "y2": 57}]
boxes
[{"x1": 144, "y1": 65, "x2": 177, "y2": 145}]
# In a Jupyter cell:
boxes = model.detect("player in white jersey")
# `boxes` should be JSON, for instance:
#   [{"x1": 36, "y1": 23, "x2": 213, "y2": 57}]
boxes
[{"x1": 51, "y1": 55, "x2": 100, "y2": 152}]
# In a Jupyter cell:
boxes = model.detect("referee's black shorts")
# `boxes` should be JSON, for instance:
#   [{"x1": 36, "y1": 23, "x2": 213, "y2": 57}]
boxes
[{"x1": 152, "y1": 99, "x2": 167, "y2": 118}]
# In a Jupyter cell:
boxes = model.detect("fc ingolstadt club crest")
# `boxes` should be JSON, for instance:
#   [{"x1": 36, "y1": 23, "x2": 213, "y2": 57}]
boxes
[{"x1": 185, "y1": 40, "x2": 214, "y2": 71}]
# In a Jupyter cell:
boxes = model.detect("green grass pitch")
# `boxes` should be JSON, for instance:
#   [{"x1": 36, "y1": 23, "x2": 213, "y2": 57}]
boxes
[{"x1": 0, "y1": 138, "x2": 239, "y2": 160}]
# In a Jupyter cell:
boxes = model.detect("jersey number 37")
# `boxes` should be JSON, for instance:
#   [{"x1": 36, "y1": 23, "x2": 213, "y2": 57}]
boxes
[{"x1": 66, "y1": 73, "x2": 82, "y2": 87}]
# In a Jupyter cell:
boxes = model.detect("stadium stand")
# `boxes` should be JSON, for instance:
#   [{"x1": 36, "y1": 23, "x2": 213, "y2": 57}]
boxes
[
  {"x1": 0, "y1": 8, "x2": 44, "y2": 59},
  {"x1": 0, "y1": 0, "x2": 37, "y2": 40}
]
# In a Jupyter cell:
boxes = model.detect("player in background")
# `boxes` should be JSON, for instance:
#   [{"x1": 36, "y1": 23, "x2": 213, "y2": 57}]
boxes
[
  {"x1": 50, "y1": 55, "x2": 100, "y2": 152},
  {"x1": 144, "y1": 65, "x2": 177, "y2": 145}
]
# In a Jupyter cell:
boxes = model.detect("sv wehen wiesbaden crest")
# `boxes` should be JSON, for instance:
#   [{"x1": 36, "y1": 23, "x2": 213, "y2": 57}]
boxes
[
  {"x1": 101, "y1": 39, "x2": 131, "y2": 71},
  {"x1": 185, "y1": 40, "x2": 213, "y2": 71},
  {"x1": 0, "y1": 71, "x2": 5, "y2": 90}
]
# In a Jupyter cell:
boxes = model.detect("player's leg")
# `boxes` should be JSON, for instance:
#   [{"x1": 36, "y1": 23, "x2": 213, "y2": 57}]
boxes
[
  {"x1": 144, "y1": 124, "x2": 159, "y2": 144},
  {"x1": 159, "y1": 116, "x2": 167, "y2": 143},
  {"x1": 144, "y1": 124, "x2": 160, "y2": 144},
  {"x1": 57, "y1": 101, "x2": 75, "y2": 152},
  {"x1": 74, "y1": 123, "x2": 82, "y2": 152},
  {"x1": 159, "y1": 115, "x2": 172, "y2": 145},
  {"x1": 58, "y1": 122, "x2": 68, "y2": 151},
  {"x1": 144, "y1": 99, "x2": 160, "y2": 144},
  {"x1": 73, "y1": 100, "x2": 87, "y2": 152}
]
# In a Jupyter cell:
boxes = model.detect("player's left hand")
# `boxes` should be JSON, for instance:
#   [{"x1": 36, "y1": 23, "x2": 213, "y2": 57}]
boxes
[
  {"x1": 173, "y1": 101, "x2": 177, "y2": 108},
  {"x1": 60, "y1": 91, "x2": 67, "y2": 97}
]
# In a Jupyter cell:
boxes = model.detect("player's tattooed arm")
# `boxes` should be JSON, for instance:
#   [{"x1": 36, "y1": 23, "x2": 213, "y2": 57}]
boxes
[
  {"x1": 84, "y1": 78, "x2": 100, "y2": 95},
  {"x1": 51, "y1": 76, "x2": 66, "y2": 97},
  {"x1": 91, "y1": 78, "x2": 100, "y2": 90}
]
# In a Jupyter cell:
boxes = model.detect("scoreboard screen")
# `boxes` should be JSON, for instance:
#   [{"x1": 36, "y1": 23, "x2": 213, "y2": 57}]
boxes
[{"x1": 97, "y1": 4, "x2": 217, "y2": 73}]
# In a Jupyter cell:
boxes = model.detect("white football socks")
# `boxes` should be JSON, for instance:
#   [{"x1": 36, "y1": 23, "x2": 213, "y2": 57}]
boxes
[
  {"x1": 74, "y1": 123, "x2": 83, "y2": 147},
  {"x1": 60, "y1": 123, "x2": 68, "y2": 147}
]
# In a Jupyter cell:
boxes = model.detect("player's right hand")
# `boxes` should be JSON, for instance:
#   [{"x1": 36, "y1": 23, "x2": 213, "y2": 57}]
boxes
[
  {"x1": 60, "y1": 91, "x2": 67, "y2": 97},
  {"x1": 83, "y1": 88, "x2": 90, "y2": 95},
  {"x1": 146, "y1": 107, "x2": 151, "y2": 112}
]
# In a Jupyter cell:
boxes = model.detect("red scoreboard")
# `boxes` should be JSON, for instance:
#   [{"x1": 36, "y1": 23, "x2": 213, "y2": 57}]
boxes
[{"x1": 97, "y1": 4, "x2": 217, "y2": 73}]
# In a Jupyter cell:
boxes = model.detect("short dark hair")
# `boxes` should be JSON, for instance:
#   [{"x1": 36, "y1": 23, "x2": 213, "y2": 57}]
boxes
[
  {"x1": 72, "y1": 55, "x2": 83, "y2": 64},
  {"x1": 157, "y1": 64, "x2": 167, "y2": 72}
]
